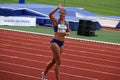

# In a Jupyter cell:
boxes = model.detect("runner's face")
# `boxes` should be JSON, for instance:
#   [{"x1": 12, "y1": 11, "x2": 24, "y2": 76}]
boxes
[{"x1": 59, "y1": 10, "x2": 66, "y2": 19}]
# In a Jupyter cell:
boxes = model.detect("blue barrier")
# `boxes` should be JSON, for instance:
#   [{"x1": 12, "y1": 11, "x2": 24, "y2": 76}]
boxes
[
  {"x1": 116, "y1": 21, "x2": 120, "y2": 28},
  {"x1": 1, "y1": 4, "x2": 118, "y2": 30},
  {"x1": 0, "y1": 8, "x2": 14, "y2": 16},
  {"x1": 0, "y1": 7, "x2": 101, "y2": 30},
  {"x1": 95, "y1": 22, "x2": 101, "y2": 29},
  {"x1": 69, "y1": 21, "x2": 79, "y2": 31},
  {"x1": 24, "y1": 9, "x2": 47, "y2": 17},
  {"x1": 19, "y1": 0, "x2": 25, "y2": 4},
  {"x1": 36, "y1": 17, "x2": 46, "y2": 26},
  {"x1": 0, "y1": 8, "x2": 24, "y2": 16}
]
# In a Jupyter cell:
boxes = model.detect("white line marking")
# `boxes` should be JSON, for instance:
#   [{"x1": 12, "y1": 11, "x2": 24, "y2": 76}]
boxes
[
  {"x1": 1, "y1": 35, "x2": 120, "y2": 54},
  {"x1": 1, "y1": 28, "x2": 120, "y2": 51},
  {"x1": 0, "y1": 61, "x2": 97, "y2": 80},
  {"x1": 1, "y1": 42, "x2": 120, "y2": 59},
  {"x1": 1, "y1": 47, "x2": 120, "y2": 64},
  {"x1": 0, "y1": 70, "x2": 41, "y2": 79},
  {"x1": 1, "y1": 54, "x2": 120, "y2": 75},
  {"x1": 0, "y1": 28, "x2": 120, "y2": 45},
  {"x1": 1, "y1": 46, "x2": 120, "y2": 69}
]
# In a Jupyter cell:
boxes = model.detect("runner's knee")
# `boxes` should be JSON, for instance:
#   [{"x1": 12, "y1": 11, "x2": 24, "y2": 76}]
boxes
[
  {"x1": 52, "y1": 58, "x2": 56, "y2": 64},
  {"x1": 56, "y1": 58, "x2": 61, "y2": 65}
]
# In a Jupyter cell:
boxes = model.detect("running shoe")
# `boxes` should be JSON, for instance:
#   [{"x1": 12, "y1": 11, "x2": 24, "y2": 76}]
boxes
[{"x1": 41, "y1": 72, "x2": 46, "y2": 80}]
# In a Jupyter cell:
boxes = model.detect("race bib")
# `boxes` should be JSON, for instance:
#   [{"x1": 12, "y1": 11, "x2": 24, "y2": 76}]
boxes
[{"x1": 58, "y1": 24, "x2": 67, "y2": 32}]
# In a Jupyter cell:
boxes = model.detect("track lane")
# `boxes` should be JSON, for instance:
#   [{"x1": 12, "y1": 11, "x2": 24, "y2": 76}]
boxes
[
  {"x1": 0, "y1": 48, "x2": 120, "y2": 79},
  {"x1": 1, "y1": 30, "x2": 120, "y2": 51},
  {"x1": 1, "y1": 34, "x2": 120, "y2": 57},
  {"x1": 1, "y1": 39, "x2": 120, "y2": 63},
  {"x1": 1, "y1": 43, "x2": 120, "y2": 68},
  {"x1": 1, "y1": 29, "x2": 120, "y2": 80},
  {"x1": 1, "y1": 55, "x2": 120, "y2": 80}
]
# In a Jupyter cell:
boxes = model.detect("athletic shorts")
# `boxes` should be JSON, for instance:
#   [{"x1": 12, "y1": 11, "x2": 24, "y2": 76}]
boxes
[{"x1": 50, "y1": 38, "x2": 64, "y2": 48}]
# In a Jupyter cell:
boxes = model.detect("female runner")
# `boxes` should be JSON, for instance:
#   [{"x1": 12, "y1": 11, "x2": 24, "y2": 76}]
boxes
[{"x1": 42, "y1": 3, "x2": 70, "y2": 80}]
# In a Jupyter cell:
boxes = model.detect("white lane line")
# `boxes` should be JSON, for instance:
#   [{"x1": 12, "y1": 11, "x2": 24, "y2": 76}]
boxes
[
  {"x1": 1, "y1": 47, "x2": 120, "y2": 64},
  {"x1": 1, "y1": 47, "x2": 120, "y2": 70},
  {"x1": 1, "y1": 33, "x2": 120, "y2": 54},
  {"x1": 0, "y1": 28, "x2": 120, "y2": 46},
  {"x1": 1, "y1": 31, "x2": 120, "y2": 51},
  {"x1": 0, "y1": 70, "x2": 40, "y2": 80},
  {"x1": 1, "y1": 43, "x2": 120, "y2": 60},
  {"x1": 1, "y1": 54, "x2": 120, "y2": 76},
  {"x1": 1, "y1": 39, "x2": 120, "y2": 63},
  {"x1": 1, "y1": 40, "x2": 120, "y2": 59},
  {"x1": 63, "y1": 52, "x2": 120, "y2": 63},
  {"x1": 0, "y1": 61, "x2": 97, "y2": 80}
]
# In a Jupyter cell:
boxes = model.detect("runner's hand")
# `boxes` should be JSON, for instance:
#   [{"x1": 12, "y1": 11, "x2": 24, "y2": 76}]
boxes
[{"x1": 57, "y1": 3, "x2": 64, "y2": 9}]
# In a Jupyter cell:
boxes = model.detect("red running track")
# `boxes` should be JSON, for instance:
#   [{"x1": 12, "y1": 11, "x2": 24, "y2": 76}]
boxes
[{"x1": 0, "y1": 29, "x2": 120, "y2": 80}]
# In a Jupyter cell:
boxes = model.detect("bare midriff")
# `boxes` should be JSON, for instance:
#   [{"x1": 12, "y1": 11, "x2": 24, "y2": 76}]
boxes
[{"x1": 53, "y1": 32, "x2": 66, "y2": 41}]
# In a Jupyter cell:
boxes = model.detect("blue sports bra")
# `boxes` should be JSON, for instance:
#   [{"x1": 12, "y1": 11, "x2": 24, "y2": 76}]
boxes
[{"x1": 54, "y1": 20, "x2": 67, "y2": 32}]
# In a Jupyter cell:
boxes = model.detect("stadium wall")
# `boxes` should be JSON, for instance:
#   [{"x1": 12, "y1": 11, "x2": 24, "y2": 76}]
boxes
[
  {"x1": 0, "y1": 7, "x2": 101, "y2": 30},
  {"x1": 1, "y1": 4, "x2": 120, "y2": 30}
]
